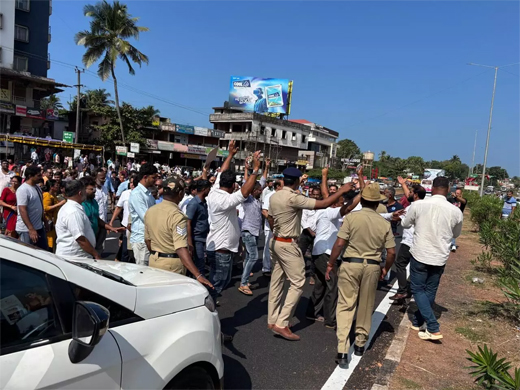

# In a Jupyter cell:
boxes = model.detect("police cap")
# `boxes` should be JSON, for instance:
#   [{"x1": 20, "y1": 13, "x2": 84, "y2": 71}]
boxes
[{"x1": 283, "y1": 167, "x2": 303, "y2": 178}]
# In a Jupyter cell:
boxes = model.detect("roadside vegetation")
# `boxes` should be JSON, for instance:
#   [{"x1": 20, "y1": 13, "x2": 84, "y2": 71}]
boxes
[{"x1": 465, "y1": 192, "x2": 520, "y2": 390}]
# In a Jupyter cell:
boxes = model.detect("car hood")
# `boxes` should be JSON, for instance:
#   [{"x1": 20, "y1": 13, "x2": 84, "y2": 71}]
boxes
[{"x1": 69, "y1": 259, "x2": 209, "y2": 319}]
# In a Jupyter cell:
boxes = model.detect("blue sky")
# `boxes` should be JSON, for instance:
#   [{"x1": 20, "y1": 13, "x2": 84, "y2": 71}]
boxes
[{"x1": 48, "y1": 1, "x2": 520, "y2": 175}]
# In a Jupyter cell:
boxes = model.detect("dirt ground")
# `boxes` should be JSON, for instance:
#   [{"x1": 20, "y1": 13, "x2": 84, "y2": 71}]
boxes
[{"x1": 389, "y1": 211, "x2": 520, "y2": 390}]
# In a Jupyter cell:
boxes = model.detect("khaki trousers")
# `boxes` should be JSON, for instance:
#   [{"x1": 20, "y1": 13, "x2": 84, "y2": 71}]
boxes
[
  {"x1": 268, "y1": 240, "x2": 306, "y2": 328},
  {"x1": 149, "y1": 252, "x2": 186, "y2": 275},
  {"x1": 336, "y1": 261, "x2": 381, "y2": 353}
]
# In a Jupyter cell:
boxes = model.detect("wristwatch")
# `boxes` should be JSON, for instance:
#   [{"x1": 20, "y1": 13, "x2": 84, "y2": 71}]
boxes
[{"x1": 251, "y1": 170, "x2": 259, "y2": 175}]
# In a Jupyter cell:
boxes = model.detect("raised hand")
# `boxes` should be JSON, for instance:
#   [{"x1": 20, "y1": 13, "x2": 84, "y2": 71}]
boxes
[
  {"x1": 252, "y1": 151, "x2": 262, "y2": 171},
  {"x1": 228, "y1": 140, "x2": 239, "y2": 156}
]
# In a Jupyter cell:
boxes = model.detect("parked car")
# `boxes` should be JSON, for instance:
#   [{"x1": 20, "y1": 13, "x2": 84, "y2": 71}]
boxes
[
  {"x1": 378, "y1": 182, "x2": 387, "y2": 191},
  {"x1": 0, "y1": 236, "x2": 223, "y2": 389}
]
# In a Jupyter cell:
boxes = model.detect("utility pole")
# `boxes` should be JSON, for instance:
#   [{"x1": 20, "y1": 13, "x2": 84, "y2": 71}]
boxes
[
  {"x1": 468, "y1": 62, "x2": 519, "y2": 196},
  {"x1": 470, "y1": 130, "x2": 478, "y2": 175},
  {"x1": 74, "y1": 67, "x2": 84, "y2": 144}
]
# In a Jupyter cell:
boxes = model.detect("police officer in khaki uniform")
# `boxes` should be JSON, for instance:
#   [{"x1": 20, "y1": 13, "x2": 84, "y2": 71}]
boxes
[
  {"x1": 267, "y1": 167, "x2": 353, "y2": 341},
  {"x1": 326, "y1": 182, "x2": 396, "y2": 365},
  {"x1": 144, "y1": 175, "x2": 213, "y2": 289}
]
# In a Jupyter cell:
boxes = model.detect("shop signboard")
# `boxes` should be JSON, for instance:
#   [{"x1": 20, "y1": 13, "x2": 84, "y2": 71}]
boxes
[
  {"x1": 127, "y1": 152, "x2": 135, "y2": 158},
  {"x1": 215, "y1": 148, "x2": 229, "y2": 158},
  {"x1": 194, "y1": 127, "x2": 208, "y2": 137},
  {"x1": 116, "y1": 146, "x2": 128, "y2": 156},
  {"x1": 181, "y1": 154, "x2": 204, "y2": 160},
  {"x1": 210, "y1": 129, "x2": 225, "y2": 138},
  {"x1": 46, "y1": 109, "x2": 59, "y2": 120},
  {"x1": 74, "y1": 149, "x2": 81, "y2": 159},
  {"x1": 158, "y1": 141, "x2": 175, "y2": 152},
  {"x1": 0, "y1": 102, "x2": 15, "y2": 114},
  {"x1": 15, "y1": 105, "x2": 27, "y2": 117},
  {"x1": 130, "y1": 142, "x2": 140, "y2": 153},
  {"x1": 152, "y1": 116, "x2": 160, "y2": 127},
  {"x1": 187, "y1": 145, "x2": 207, "y2": 155},
  {"x1": 228, "y1": 76, "x2": 293, "y2": 115},
  {"x1": 144, "y1": 139, "x2": 158, "y2": 150},
  {"x1": 26, "y1": 107, "x2": 46, "y2": 119},
  {"x1": 63, "y1": 131, "x2": 75, "y2": 143},
  {"x1": 160, "y1": 123, "x2": 176, "y2": 132},
  {"x1": 175, "y1": 124, "x2": 194, "y2": 135},
  {"x1": 0, "y1": 89, "x2": 11, "y2": 102}
]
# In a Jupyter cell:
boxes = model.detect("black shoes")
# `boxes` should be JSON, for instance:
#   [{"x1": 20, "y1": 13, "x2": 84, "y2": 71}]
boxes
[
  {"x1": 354, "y1": 345, "x2": 365, "y2": 356},
  {"x1": 335, "y1": 353, "x2": 348, "y2": 366}
]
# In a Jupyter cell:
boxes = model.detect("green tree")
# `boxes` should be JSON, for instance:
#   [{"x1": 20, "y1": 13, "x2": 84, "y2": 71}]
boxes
[
  {"x1": 336, "y1": 139, "x2": 361, "y2": 159},
  {"x1": 40, "y1": 94, "x2": 63, "y2": 110},
  {"x1": 75, "y1": 0, "x2": 149, "y2": 144},
  {"x1": 92, "y1": 102, "x2": 158, "y2": 151}
]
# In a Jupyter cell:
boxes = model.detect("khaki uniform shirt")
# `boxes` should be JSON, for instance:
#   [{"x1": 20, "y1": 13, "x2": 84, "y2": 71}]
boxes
[
  {"x1": 268, "y1": 187, "x2": 316, "y2": 239},
  {"x1": 144, "y1": 201, "x2": 188, "y2": 253},
  {"x1": 337, "y1": 207, "x2": 395, "y2": 261}
]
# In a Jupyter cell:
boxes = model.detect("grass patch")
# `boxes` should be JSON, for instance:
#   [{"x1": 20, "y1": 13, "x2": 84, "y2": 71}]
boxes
[
  {"x1": 455, "y1": 326, "x2": 489, "y2": 343},
  {"x1": 467, "y1": 300, "x2": 520, "y2": 324},
  {"x1": 399, "y1": 377, "x2": 422, "y2": 389}
]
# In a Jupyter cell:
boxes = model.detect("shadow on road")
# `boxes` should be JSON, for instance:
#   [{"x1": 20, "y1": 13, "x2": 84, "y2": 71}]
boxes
[{"x1": 223, "y1": 354, "x2": 252, "y2": 390}]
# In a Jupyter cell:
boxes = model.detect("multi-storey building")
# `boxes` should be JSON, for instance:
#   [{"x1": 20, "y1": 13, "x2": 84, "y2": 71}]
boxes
[
  {"x1": 290, "y1": 119, "x2": 339, "y2": 169},
  {"x1": 209, "y1": 106, "x2": 312, "y2": 172}
]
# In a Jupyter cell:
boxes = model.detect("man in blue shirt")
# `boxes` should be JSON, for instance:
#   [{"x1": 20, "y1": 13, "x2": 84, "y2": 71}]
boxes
[
  {"x1": 502, "y1": 190, "x2": 517, "y2": 219},
  {"x1": 186, "y1": 180, "x2": 211, "y2": 274},
  {"x1": 129, "y1": 163, "x2": 158, "y2": 265}
]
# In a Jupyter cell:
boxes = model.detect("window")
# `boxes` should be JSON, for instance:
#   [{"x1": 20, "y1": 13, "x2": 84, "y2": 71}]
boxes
[
  {"x1": 13, "y1": 56, "x2": 28, "y2": 72},
  {"x1": 0, "y1": 260, "x2": 62, "y2": 353},
  {"x1": 71, "y1": 284, "x2": 141, "y2": 327},
  {"x1": 271, "y1": 128, "x2": 276, "y2": 137},
  {"x1": 260, "y1": 126, "x2": 265, "y2": 135},
  {"x1": 15, "y1": 0, "x2": 30, "y2": 11},
  {"x1": 281, "y1": 130, "x2": 287, "y2": 139},
  {"x1": 15, "y1": 25, "x2": 29, "y2": 42},
  {"x1": 302, "y1": 135, "x2": 306, "y2": 143}
]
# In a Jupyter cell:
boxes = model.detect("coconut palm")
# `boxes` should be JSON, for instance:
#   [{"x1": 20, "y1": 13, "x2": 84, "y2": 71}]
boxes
[
  {"x1": 40, "y1": 94, "x2": 63, "y2": 110},
  {"x1": 86, "y1": 88, "x2": 114, "y2": 108},
  {"x1": 75, "y1": 0, "x2": 149, "y2": 144}
]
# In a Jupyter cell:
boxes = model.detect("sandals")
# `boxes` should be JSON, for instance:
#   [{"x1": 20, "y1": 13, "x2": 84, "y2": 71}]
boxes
[{"x1": 238, "y1": 286, "x2": 253, "y2": 296}]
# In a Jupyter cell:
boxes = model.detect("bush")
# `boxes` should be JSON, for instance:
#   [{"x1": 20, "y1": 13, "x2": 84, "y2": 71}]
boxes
[
  {"x1": 470, "y1": 195, "x2": 503, "y2": 231},
  {"x1": 466, "y1": 345, "x2": 520, "y2": 390}
]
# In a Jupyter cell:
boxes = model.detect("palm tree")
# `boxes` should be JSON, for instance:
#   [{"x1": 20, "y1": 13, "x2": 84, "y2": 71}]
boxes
[
  {"x1": 75, "y1": 0, "x2": 149, "y2": 144},
  {"x1": 40, "y1": 94, "x2": 63, "y2": 110},
  {"x1": 86, "y1": 88, "x2": 114, "y2": 108}
]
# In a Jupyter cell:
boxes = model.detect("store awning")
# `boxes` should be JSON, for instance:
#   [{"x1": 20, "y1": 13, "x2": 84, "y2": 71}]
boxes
[{"x1": 0, "y1": 134, "x2": 103, "y2": 151}]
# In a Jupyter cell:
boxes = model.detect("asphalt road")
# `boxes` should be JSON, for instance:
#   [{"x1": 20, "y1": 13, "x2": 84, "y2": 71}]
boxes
[{"x1": 103, "y1": 212, "x2": 406, "y2": 390}]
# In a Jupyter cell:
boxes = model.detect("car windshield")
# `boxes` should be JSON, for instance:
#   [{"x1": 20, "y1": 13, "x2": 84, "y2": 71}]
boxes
[{"x1": 66, "y1": 261, "x2": 135, "y2": 286}]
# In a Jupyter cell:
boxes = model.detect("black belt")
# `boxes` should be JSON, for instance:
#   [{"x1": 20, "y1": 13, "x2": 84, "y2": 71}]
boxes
[
  {"x1": 151, "y1": 251, "x2": 179, "y2": 258},
  {"x1": 343, "y1": 257, "x2": 380, "y2": 265}
]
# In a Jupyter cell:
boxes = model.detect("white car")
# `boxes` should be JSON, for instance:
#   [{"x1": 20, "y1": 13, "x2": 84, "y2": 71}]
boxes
[{"x1": 0, "y1": 236, "x2": 223, "y2": 389}]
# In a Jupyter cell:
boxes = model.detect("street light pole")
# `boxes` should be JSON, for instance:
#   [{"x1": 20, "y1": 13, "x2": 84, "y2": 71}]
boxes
[
  {"x1": 470, "y1": 130, "x2": 477, "y2": 175},
  {"x1": 468, "y1": 62, "x2": 519, "y2": 196},
  {"x1": 479, "y1": 66, "x2": 498, "y2": 196}
]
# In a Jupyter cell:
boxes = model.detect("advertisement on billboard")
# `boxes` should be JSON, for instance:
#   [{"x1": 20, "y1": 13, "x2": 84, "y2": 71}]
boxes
[
  {"x1": 423, "y1": 169, "x2": 445, "y2": 180},
  {"x1": 0, "y1": 102, "x2": 15, "y2": 114},
  {"x1": 228, "y1": 76, "x2": 293, "y2": 115},
  {"x1": 144, "y1": 139, "x2": 158, "y2": 150},
  {"x1": 46, "y1": 109, "x2": 59, "y2": 120}
]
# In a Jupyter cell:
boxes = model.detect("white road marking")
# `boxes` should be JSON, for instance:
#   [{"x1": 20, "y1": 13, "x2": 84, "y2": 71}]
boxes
[{"x1": 321, "y1": 282, "x2": 398, "y2": 390}]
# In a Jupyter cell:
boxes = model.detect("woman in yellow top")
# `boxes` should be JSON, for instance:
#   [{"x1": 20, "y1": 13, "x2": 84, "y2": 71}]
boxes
[{"x1": 43, "y1": 179, "x2": 66, "y2": 251}]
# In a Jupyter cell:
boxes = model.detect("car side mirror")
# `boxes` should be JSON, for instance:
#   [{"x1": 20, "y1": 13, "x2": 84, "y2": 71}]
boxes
[{"x1": 68, "y1": 301, "x2": 110, "y2": 364}]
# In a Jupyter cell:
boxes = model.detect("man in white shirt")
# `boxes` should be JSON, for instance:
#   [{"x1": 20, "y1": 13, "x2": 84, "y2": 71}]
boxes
[
  {"x1": 94, "y1": 169, "x2": 109, "y2": 252},
  {"x1": 180, "y1": 182, "x2": 197, "y2": 214},
  {"x1": 261, "y1": 180, "x2": 274, "y2": 203},
  {"x1": 390, "y1": 179, "x2": 427, "y2": 301},
  {"x1": 110, "y1": 178, "x2": 135, "y2": 263},
  {"x1": 298, "y1": 187, "x2": 322, "y2": 284},
  {"x1": 306, "y1": 185, "x2": 357, "y2": 328},
  {"x1": 261, "y1": 181, "x2": 283, "y2": 275},
  {"x1": 206, "y1": 141, "x2": 261, "y2": 300},
  {"x1": 56, "y1": 180, "x2": 99, "y2": 259},
  {"x1": 402, "y1": 176, "x2": 463, "y2": 341}
]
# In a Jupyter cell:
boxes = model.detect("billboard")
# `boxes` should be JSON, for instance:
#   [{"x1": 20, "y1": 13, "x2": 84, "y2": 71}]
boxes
[
  {"x1": 228, "y1": 76, "x2": 293, "y2": 115},
  {"x1": 423, "y1": 169, "x2": 445, "y2": 180}
]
